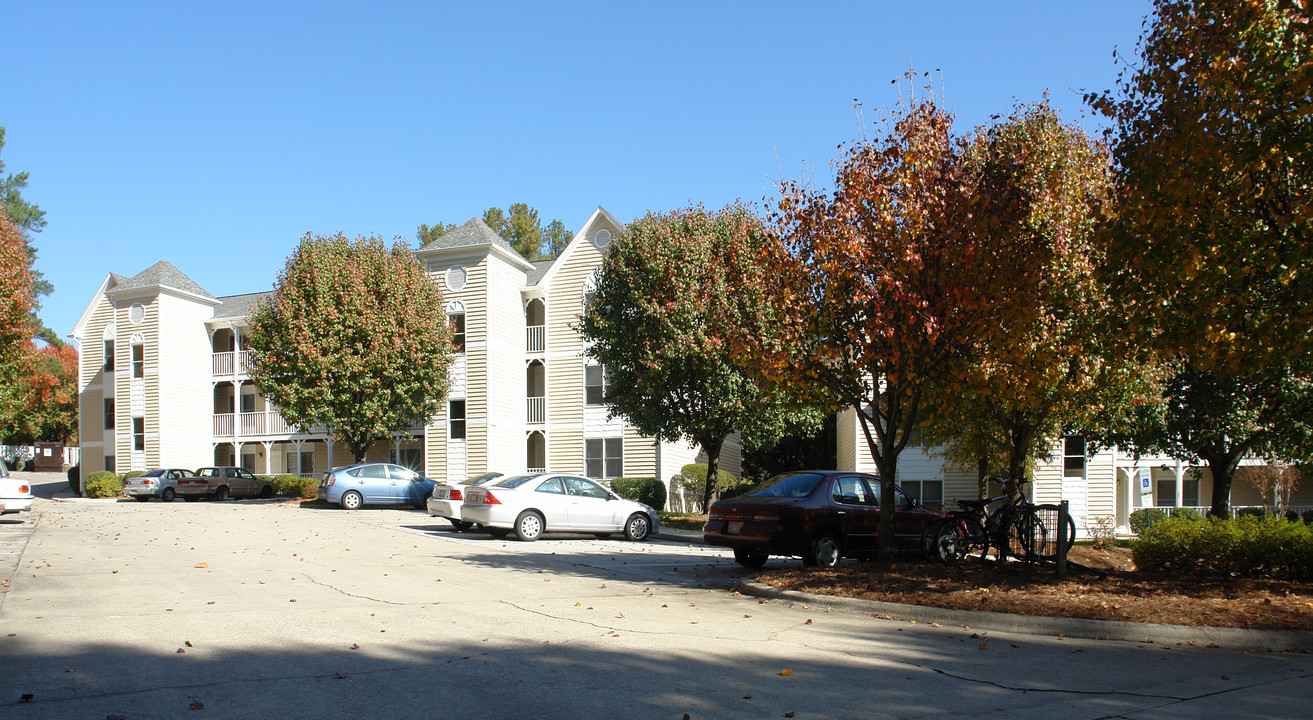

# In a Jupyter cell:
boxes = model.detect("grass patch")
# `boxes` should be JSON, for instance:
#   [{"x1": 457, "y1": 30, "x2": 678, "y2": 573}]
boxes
[{"x1": 658, "y1": 512, "x2": 706, "y2": 532}]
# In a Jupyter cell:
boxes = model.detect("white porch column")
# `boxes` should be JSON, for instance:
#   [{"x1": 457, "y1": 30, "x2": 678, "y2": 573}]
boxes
[
  {"x1": 261, "y1": 441, "x2": 273, "y2": 475},
  {"x1": 293, "y1": 440, "x2": 305, "y2": 475},
  {"x1": 393, "y1": 436, "x2": 402, "y2": 465},
  {"x1": 234, "y1": 441, "x2": 244, "y2": 469},
  {"x1": 1174, "y1": 460, "x2": 1185, "y2": 507},
  {"x1": 326, "y1": 439, "x2": 335, "y2": 470}
]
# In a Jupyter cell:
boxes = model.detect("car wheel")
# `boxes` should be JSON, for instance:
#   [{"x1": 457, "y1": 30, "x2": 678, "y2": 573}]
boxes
[
  {"x1": 184, "y1": 496, "x2": 199, "y2": 502},
  {"x1": 734, "y1": 548, "x2": 769, "y2": 569},
  {"x1": 340, "y1": 491, "x2": 363, "y2": 510},
  {"x1": 214, "y1": 485, "x2": 230, "y2": 502},
  {"x1": 623, "y1": 513, "x2": 651, "y2": 542},
  {"x1": 803, "y1": 532, "x2": 841, "y2": 568},
  {"x1": 162, "y1": 488, "x2": 176, "y2": 503},
  {"x1": 514, "y1": 511, "x2": 544, "y2": 541},
  {"x1": 448, "y1": 519, "x2": 473, "y2": 531},
  {"x1": 134, "y1": 496, "x2": 151, "y2": 502},
  {"x1": 487, "y1": 528, "x2": 510, "y2": 538},
  {"x1": 260, "y1": 485, "x2": 274, "y2": 499}
]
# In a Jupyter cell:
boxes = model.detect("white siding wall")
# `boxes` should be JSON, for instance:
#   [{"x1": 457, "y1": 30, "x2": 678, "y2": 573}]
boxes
[
  {"x1": 157, "y1": 293, "x2": 219, "y2": 470},
  {"x1": 485, "y1": 254, "x2": 529, "y2": 476}
]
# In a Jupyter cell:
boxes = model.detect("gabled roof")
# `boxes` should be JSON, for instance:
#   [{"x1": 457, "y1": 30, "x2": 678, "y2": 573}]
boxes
[
  {"x1": 211, "y1": 292, "x2": 274, "y2": 322},
  {"x1": 526, "y1": 259, "x2": 554, "y2": 286},
  {"x1": 108, "y1": 260, "x2": 214, "y2": 299},
  {"x1": 419, "y1": 217, "x2": 516, "y2": 253},
  {"x1": 536, "y1": 206, "x2": 626, "y2": 289}
]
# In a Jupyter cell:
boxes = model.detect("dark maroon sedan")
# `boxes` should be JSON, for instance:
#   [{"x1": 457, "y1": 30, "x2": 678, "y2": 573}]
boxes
[{"x1": 703, "y1": 471, "x2": 945, "y2": 568}]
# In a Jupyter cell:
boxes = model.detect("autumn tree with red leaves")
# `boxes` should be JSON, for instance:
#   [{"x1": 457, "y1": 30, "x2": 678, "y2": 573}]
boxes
[
  {"x1": 744, "y1": 90, "x2": 1013, "y2": 564},
  {"x1": 3, "y1": 342, "x2": 79, "y2": 444},
  {"x1": 246, "y1": 233, "x2": 453, "y2": 463}
]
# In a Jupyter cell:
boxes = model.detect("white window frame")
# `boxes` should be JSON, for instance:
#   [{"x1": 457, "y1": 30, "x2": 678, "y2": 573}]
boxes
[
  {"x1": 584, "y1": 364, "x2": 607, "y2": 406},
  {"x1": 585, "y1": 437, "x2": 623, "y2": 480}
]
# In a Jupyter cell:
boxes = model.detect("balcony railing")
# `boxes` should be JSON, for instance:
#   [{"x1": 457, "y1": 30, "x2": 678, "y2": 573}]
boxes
[
  {"x1": 527, "y1": 325, "x2": 545, "y2": 353},
  {"x1": 212, "y1": 412, "x2": 328, "y2": 437},
  {"x1": 527, "y1": 396, "x2": 545, "y2": 423},
  {"x1": 212, "y1": 351, "x2": 252, "y2": 376}
]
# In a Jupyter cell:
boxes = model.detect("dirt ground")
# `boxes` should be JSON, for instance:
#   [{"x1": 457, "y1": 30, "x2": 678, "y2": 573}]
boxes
[{"x1": 756, "y1": 546, "x2": 1313, "y2": 631}]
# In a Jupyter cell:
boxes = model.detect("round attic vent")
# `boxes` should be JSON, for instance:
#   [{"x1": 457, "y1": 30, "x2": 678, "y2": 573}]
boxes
[
  {"x1": 129, "y1": 303, "x2": 145, "y2": 325},
  {"x1": 445, "y1": 266, "x2": 467, "y2": 292},
  {"x1": 593, "y1": 229, "x2": 612, "y2": 249}
]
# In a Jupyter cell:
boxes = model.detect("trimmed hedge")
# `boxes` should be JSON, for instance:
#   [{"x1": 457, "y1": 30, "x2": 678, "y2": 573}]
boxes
[
  {"x1": 67, "y1": 464, "x2": 80, "y2": 494},
  {"x1": 84, "y1": 471, "x2": 124, "y2": 498},
  {"x1": 272, "y1": 474, "x2": 319, "y2": 499},
  {"x1": 609, "y1": 477, "x2": 666, "y2": 510},
  {"x1": 1132, "y1": 515, "x2": 1313, "y2": 580},
  {"x1": 1129, "y1": 508, "x2": 1167, "y2": 534}
]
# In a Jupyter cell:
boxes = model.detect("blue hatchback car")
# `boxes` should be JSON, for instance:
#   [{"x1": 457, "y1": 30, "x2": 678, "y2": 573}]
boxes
[{"x1": 318, "y1": 463, "x2": 437, "y2": 510}]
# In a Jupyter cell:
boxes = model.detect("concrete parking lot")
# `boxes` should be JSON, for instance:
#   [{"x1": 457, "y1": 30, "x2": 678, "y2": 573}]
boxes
[{"x1": 2, "y1": 475, "x2": 1310, "y2": 719}]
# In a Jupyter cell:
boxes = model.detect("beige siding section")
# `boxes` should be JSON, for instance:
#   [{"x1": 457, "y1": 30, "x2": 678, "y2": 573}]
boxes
[
  {"x1": 622, "y1": 426, "x2": 657, "y2": 478},
  {"x1": 156, "y1": 293, "x2": 219, "y2": 469},
  {"x1": 485, "y1": 254, "x2": 529, "y2": 475},
  {"x1": 548, "y1": 427, "x2": 585, "y2": 476},
  {"x1": 76, "y1": 293, "x2": 117, "y2": 477},
  {"x1": 836, "y1": 409, "x2": 858, "y2": 472}
]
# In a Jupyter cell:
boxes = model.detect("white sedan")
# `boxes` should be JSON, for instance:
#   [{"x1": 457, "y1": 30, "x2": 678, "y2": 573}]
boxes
[
  {"x1": 426, "y1": 472, "x2": 504, "y2": 530},
  {"x1": 461, "y1": 473, "x2": 659, "y2": 542},
  {"x1": 0, "y1": 459, "x2": 34, "y2": 514}
]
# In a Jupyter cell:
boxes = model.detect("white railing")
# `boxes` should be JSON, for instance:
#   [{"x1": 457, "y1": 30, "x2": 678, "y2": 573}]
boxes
[
  {"x1": 526, "y1": 325, "x2": 545, "y2": 353},
  {"x1": 528, "y1": 465, "x2": 546, "y2": 473},
  {"x1": 527, "y1": 396, "x2": 545, "y2": 423},
  {"x1": 213, "y1": 412, "x2": 328, "y2": 437},
  {"x1": 212, "y1": 350, "x2": 253, "y2": 376}
]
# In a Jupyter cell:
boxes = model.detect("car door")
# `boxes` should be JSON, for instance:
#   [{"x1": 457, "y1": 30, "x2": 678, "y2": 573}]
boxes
[
  {"x1": 355, "y1": 465, "x2": 391, "y2": 503},
  {"x1": 830, "y1": 475, "x2": 880, "y2": 553},
  {"x1": 531, "y1": 476, "x2": 573, "y2": 529},
  {"x1": 890, "y1": 484, "x2": 937, "y2": 550},
  {"x1": 389, "y1": 465, "x2": 426, "y2": 503},
  {"x1": 233, "y1": 468, "x2": 259, "y2": 497},
  {"x1": 563, "y1": 476, "x2": 622, "y2": 531}
]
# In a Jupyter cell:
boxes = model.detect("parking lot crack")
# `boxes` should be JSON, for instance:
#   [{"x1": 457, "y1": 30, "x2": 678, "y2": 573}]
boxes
[
  {"x1": 299, "y1": 575, "x2": 407, "y2": 605},
  {"x1": 498, "y1": 600, "x2": 673, "y2": 637}
]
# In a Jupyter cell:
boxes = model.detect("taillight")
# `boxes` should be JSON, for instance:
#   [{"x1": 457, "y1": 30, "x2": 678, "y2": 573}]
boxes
[
  {"x1": 450, "y1": 488, "x2": 463, "y2": 501},
  {"x1": 325, "y1": 476, "x2": 335, "y2": 487},
  {"x1": 483, "y1": 490, "x2": 501, "y2": 505},
  {"x1": 143, "y1": 479, "x2": 154, "y2": 485},
  {"x1": 19, "y1": 485, "x2": 30, "y2": 494},
  {"x1": 753, "y1": 511, "x2": 780, "y2": 523},
  {"x1": 708, "y1": 508, "x2": 723, "y2": 520}
]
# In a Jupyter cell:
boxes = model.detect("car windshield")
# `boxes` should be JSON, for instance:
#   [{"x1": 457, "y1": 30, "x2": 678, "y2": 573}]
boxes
[
  {"x1": 749, "y1": 473, "x2": 825, "y2": 499},
  {"x1": 495, "y1": 474, "x2": 540, "y2": 490}
]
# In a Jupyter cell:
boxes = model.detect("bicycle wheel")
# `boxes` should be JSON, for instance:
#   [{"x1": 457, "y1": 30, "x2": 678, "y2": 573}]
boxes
[
  {"x1": 934, "y1": 515, "x2": 985, "y2": 565},
  {"x1": 1007, "y1": 509, "x2": 1048, "y2": 562}
]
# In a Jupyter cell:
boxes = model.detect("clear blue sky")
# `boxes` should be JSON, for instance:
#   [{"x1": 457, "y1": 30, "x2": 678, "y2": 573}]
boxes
[{"x1": 1, "y1": 1, "x2": 1151, "y2": 345}]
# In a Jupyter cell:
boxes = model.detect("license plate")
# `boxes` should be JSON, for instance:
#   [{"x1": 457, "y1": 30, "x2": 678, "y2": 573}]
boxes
[{"x1": 727, "y1": 521, "x2": 743, "y2": 535}]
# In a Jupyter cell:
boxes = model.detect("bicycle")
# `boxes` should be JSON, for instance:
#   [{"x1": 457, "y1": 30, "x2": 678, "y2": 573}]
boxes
[{"x1": 928, "y1": 478, "x2": 1075, "y2": 564}]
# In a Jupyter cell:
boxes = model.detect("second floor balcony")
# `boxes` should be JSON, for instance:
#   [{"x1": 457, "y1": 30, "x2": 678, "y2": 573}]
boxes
[
  {"x1": 213, "y1": 351, "x2": 252, "y2": 376},
  {"x1": 212, "y1": 412, "x2": 426, "y2": 438}
]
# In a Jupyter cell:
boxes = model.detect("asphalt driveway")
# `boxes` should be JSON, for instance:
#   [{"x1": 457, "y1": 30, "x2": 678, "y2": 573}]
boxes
[{"x1": 1, "y1": 489, "x2": 1309, "y2": 719}]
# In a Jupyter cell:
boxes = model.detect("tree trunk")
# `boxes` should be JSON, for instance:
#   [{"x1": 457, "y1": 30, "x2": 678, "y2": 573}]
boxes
[
  {"x1": 1202, "y1": 450, "x2": 1242, "y2": 519},
  {"x1": 700, "y1": 437, "x2": 725, "y2": 513}
]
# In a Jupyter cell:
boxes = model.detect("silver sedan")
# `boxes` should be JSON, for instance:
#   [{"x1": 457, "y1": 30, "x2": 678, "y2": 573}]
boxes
[{"x1": 460, "y1": 473, "x2": 658, "y2": 542}]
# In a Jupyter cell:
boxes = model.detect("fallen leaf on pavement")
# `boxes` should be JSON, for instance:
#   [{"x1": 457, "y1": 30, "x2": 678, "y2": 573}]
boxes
[
  {"x1": 189, "y1": 700, "x2": 204, "y2": 710},
  {"x1": 779, "y1": 669, "x2": 793, "y2": 677},
  {"x1": 194, "y1": 562, "x2": 208, "y2": 568}
]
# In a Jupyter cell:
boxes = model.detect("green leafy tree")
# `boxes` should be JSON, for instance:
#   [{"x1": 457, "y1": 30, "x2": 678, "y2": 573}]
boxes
[
  {"x1": 0, "y1": 211, "x2": 35, "y2": 430},
  {"x1": 481, "y1": 203, "x2": 574, "y2": 261},
  {"x1": 1089, "y1": 0, "x2": 1313, "y2": 515},
  {"x1": 246, "y1": 233, "x2": 453, "y2": 462},
  {"x1": 750, "y1": 89, "x2": 1004, "y2": 564},
  {"x1": 579, "y1": 205, "x2": 819, "y2": 511}
]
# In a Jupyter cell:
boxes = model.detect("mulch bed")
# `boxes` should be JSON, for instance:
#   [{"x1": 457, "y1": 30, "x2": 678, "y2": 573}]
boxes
[{"x1": 755, "y1": 547, "x2": 1313, "y2": 631}]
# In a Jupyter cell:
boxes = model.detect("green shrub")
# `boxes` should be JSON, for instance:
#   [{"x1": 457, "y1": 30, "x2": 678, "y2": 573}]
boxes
[
  {"x1": 1129, "y1": 507, "x2": 1167, "y2": 534},
  {"x1": 122, "y1": 470, "x2": 144, "y2": 480},
  {"x1": 676, "y1": 463, "x2": 738, "y2": 506},
  {"x1": 1302, "y1": 509, "x2": 1313, "y2": 525},
  {"x1": 67, "y1": 465, "x2": 80, "y2": 494},
  {"x1": 84, "y1": 471, "x2": 124, "y2": 498},
  {"x1": 1132, "y1": 515, "x2": 1313, "y2": 580},
  {"x1": 272, "y1": 474, "x2": 319, "y2": 499},
  {"x1": 1173, "y1": 507, "x2": 1201, "y2": 521},
  {"x1": 609, "y1": 477, "x2": 667, "y2": 510},
  {"x1": 1236, "y1": 506, "x2": 1267, "y2": 519}
]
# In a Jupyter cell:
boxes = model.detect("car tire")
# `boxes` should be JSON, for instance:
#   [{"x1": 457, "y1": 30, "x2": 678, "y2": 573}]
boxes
[
  {"x1": 340, "y1": 491, "x2": 363, "y2": 510},
  {"x1": 260, "y1": 485, "x2": 274, "y2": 499},
  {"x1": 803, "y1": 532, "x2": 841, "y2": 568},
  {"x1": 214, "y1": 485, "x2": 230, "y2": 502},
  {"x1": 134, "y1": 495, "x2": 151, "y2": 502},
  {"x1": 448, "y1": 519, "x2": 473, "y2": 531},
  {"x1": 734, "y1": 548, "x2": 769, "y2": 569},
  {"x1": 623, "y1": 513, "x2": 651, "y2": 542},
  {"x1": 514, "y1": 511, "x2": 544, "y2": 541},
  {"x1": 162, "y1": 488, "x2": 176, "y2": 503}
]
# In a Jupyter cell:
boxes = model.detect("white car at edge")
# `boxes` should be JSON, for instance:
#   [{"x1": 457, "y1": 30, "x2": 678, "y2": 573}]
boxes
[
  {"x1": 461, "y1": 473, "x2": 659, "y2": 542},
  {"x1": 426, "y1": 472, "x2": 504, "y2": 530},
  {"x1": 0, "y1": 459, "x2": 34, "y2": 515}
]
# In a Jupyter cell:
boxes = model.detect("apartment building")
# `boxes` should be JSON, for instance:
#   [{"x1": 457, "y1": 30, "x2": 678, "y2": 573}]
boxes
[{"x1": 70, "y1": 207, "x2": 740, "y2": 489}]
